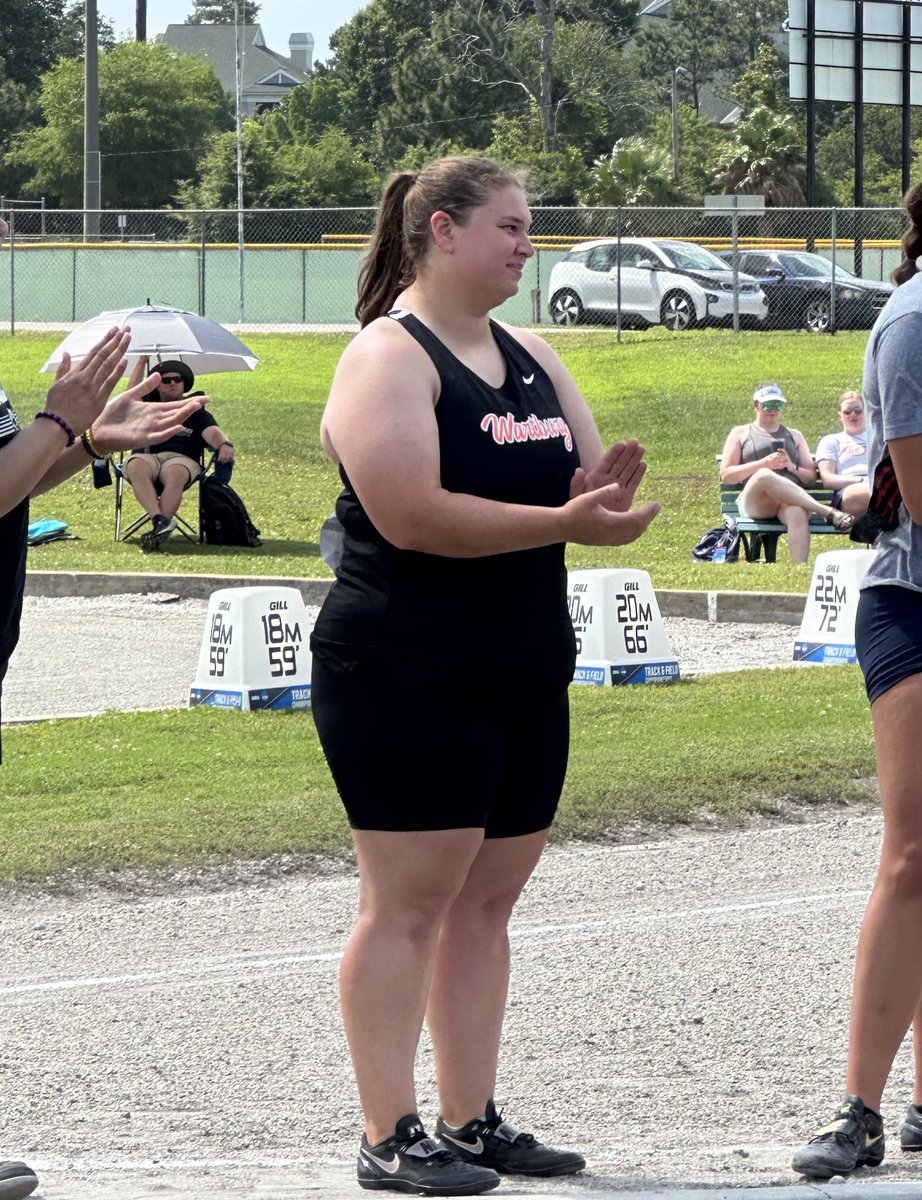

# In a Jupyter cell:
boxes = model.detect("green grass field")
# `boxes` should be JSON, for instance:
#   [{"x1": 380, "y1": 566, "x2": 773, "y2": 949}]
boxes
[
  {"x1": 0, "y1": 324, "x2": 878, "y2": 883},
  {"x1": 0, "y1": 666, "x2": 875, "y2": 884},
  {"x1": 4, "y1": 325, "x2": 868, "y2": 592}
]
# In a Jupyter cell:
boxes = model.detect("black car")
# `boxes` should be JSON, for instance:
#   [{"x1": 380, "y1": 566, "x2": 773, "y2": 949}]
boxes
[{"x1": 715, "y1": 249, "x2": 893, "y2": 333}]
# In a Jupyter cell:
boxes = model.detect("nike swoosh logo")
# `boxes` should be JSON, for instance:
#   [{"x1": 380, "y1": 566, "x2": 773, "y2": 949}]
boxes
[
  {"x1": 866, "y1": 1134, "x2": 883, "y2": 1147},
  {"x1": 362, "y1": 1149, "x2": 401, "y2": 1174},
  {"x1": 440, "y1": 1132, "x2": 484, "y2": 1154},
  {"x1": 522, "y1": 373, "x2": 535, "y2": 385}
]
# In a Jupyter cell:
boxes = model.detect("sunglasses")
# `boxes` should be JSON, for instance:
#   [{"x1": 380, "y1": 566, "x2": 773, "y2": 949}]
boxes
[
  {"x1": 841, "y1": 407, "x2": 863, "y2": 415},
  {"x1": 759, "y1": 400, "x2": 785, "y2": 411},
  {"x1": 159, "y1": 375, "x2": 185, "y2": 385}
]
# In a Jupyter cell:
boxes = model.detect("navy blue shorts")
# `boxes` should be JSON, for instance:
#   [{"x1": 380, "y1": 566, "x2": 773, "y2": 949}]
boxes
[
  {"x1": 310, "y1": 647, "x2": 570, "y2": 837},
  {"x1": 856, "y1": 584, "x2": 922, "y2": 704}
]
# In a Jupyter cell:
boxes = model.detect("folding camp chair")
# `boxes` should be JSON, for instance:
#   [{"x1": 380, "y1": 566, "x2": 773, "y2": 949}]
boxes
[{"x1": 114, "y1": 449, "x2": 217, "y2": 543}]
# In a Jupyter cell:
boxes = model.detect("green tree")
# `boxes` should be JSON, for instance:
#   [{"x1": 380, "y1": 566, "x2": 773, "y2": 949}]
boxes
[
  {"x1": 186, "y1": 0, "x2": 260, "y2": 23},
  {"x1": 326, "y1": 0, "x2": 444, "y2": 145},
  {"x1": 10, "y1": 41, "x2": 230, "y2": 207},
  {"x1": 485, "y1": 108, "x2": 590, "y2": 202},
  {"x1": 175, "y1": 121, "x2": 275, "y2": 208},
  {"x1": 323, "y1": 0, "x2": 648, "y2": 169},
  {"x1": 0, "y1": 0, "x2": 115, "y2": 196},
  {"x1": 52, "y1": 1, "x2": 116, "y2": 58},
  {"x1": 649, "y1": 103, "x2": 731, "y2": 203},
  {"x1": 551, "y1": 0, "x2": 638, "y2": 42},
  {"x1": 730, "y1": 42, "x2": 792, "y2": 115},
  {"x1": 268, "y1": 127, "x2": 378, "y2": 206},
  {"x1": 181, "y1": 94, "x2": 378, "y2": 209},
  {"x1": 437, "y1": 0, "x2": 646, "y2": 153},
  {"x1": 817, "y1": 106, "x2": 922, "y2": 207},
  {"x1": 0, "y1": 68, "x2": 40, "y2": 197},
  {"x1": 580, "y1": 135, "x2": 681, "y2": 206},
  {"x1": 0, "y1": 0, "x2": 113, "y2": 88},
  {"x1": 714, "y1": 106, "x2": 807, "y2": 205},
  {"x1": 723, "y1": 0, "x2": 787, "y2": 65},
  {"x1": 633, "y1": 0, "x2": 785, "y2": 114},
  {"x1": 278, "y1": 72, "x2": 350, "y2": 140},
  {"x1": 376, "y1": 9, "x2": 510, "y2": 167}
]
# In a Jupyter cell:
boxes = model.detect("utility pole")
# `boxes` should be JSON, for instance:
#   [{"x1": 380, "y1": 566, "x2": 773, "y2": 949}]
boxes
[
  {"x1": 84, "y1": 0, "x2": 101, "y2": 239},
  {"x1": 671, "y1": 66, "x2": 691, "y2": 182}
]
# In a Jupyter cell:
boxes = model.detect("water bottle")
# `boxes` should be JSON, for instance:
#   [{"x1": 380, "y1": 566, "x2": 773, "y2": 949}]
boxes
[{"x1": 712, "y1": 547, "x2": 727, "y2": 564}]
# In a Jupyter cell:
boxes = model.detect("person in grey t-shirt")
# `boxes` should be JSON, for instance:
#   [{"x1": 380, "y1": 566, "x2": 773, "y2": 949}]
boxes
[
  {"x1": 719, "y1": 383, "x2": 853, "y2": 563},
  {"x1": 792, "y1": 183, "x2": 922, "y2": 1179}
]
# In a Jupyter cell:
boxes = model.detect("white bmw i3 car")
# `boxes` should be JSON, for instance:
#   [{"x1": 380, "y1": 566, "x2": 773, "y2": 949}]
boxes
[{"x1": 548, "y1": 236, "x2": 768, "y2": 331}]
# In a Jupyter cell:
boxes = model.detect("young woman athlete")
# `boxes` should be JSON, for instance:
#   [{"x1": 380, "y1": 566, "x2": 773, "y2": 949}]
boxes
[{"x1": 310, "y1": 157, "x2": 659, "y2": 1195}]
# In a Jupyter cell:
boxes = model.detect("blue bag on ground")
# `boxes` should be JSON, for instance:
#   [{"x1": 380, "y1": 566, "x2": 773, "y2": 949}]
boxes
[{"x1": 27, "y1": 518, "x2": 71, "y2": 546}]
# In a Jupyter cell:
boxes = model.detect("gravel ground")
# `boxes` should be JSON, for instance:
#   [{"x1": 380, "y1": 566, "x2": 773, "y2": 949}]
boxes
[
  {"x1": 0, "y1": 815, "x2": 912, "y2": 1200},
  {"x1": 2, "y1": 593, "x2": 813, "y2": 723},
  {"x1": 3, "y1": 593, "x2": 889, "y2": 1200}
]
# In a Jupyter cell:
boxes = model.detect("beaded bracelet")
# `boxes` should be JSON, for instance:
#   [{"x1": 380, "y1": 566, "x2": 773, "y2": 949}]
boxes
[
  {"x1": 80, "y1": 427, "x2": 105, "y2": 460},
  {"x1": 35, "y1": 410, "x2": 76, "y2": 447}
]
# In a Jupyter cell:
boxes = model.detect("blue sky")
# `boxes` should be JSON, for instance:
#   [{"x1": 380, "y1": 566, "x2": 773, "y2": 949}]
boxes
[{"x1": 97, "y1": 0, "x2": 368, "y2": 66}]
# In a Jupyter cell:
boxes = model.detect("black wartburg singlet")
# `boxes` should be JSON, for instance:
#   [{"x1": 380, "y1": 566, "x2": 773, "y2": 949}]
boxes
[{"x1": 310, "y1": 311, "x2": 581, "y2": 688}]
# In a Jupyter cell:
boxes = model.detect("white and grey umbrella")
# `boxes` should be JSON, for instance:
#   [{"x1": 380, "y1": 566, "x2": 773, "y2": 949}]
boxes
[{"x1": 41, "y1": 303, "x2": 259, "y2": 377}]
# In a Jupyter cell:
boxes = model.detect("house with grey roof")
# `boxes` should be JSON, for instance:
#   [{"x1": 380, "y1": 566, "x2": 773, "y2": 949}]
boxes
[{"x1": 161, "y1": 24, "x2": 312, "y2": 115}]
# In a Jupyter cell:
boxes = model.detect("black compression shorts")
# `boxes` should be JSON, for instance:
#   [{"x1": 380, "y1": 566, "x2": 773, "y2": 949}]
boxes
[
  {"x1": 310, "y1": 648, "x2": 570, "y2": 837},
  {"x1": 857, "y1": 583, "x2": 922, "y2": 704}
]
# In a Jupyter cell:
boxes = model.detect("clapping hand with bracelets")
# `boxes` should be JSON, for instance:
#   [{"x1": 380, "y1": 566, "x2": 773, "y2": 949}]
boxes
[
  {"x1": 40, "y1": 328, "x2": 208, "y2": 457},
  {"x1": 0, "y1": 325, "x2": 208, "y2": 517}
]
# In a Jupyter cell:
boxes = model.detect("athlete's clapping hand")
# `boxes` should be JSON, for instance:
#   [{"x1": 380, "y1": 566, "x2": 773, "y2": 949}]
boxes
[
  {"x1": 569, "y1": 438, "x2": 648, "y2": 505},
  {"x1": 563, "y1": 481, "x2": 660, "y2": 547},
  {"x1": 563, "y1": 438, "x2": 659, "y2": 546}
]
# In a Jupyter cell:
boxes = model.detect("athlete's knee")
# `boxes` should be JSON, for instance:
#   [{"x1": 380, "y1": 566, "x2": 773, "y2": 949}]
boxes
[{"x1": 878, "y1": 840, "x2": 922, "y2": 902}]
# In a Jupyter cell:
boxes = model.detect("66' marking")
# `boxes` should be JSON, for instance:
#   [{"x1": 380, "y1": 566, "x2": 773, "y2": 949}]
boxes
[{"x1": 617, "y1": 592, "x2": 652, "y2": 655}]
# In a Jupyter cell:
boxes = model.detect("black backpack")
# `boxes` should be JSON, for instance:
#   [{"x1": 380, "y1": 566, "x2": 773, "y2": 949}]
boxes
[
  {"x1": 692, "y1": 518, "x2": 741, "y2": 562},
  {"x1": 200, "y1": 478, "x2": 261, "y2": 547}
]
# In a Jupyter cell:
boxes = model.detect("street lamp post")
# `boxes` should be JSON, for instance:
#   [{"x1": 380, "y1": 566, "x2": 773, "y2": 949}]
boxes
[{"x1": 671, "y1": 66, "x2": 691, "y2": 182}]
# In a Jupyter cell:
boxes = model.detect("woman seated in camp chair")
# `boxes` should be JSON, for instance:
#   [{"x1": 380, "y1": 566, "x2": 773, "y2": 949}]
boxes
[
  {"x1": 720, "y1": 383, "x2": 853, "y2": 564},
  {"x1": 123, "y1": 358, "x2": 235, "y2": 551}
]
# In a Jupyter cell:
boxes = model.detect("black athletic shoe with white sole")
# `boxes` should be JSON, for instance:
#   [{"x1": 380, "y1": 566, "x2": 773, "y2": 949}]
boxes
[
  {"x1": 0, "y1": 1159, "x2": 38, "y2": 1200},
  {"x1": 357, "y1": 1112, "x2": 500, "y2": 1195},
  {"x1": 792, "y1": 1094, "x2": 885, "y2": 1178},
  {"x1": 900, "y1": 1102, "x2": 922, "y2": 1150},
  {"x1": 140, "y1": 514, "x2": 176, "y2": 552},
  {"x1": 435, "y1": 1098, "x2": 586, "y2": 1177}
]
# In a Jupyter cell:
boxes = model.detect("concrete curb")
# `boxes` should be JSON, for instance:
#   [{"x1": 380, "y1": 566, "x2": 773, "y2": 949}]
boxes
[
  {"x1": 24, "y1": 573, "x2": 810, "y2": 627},
  {"x1": 24, "y1": 570, "x2": 334, "y2": 609}
]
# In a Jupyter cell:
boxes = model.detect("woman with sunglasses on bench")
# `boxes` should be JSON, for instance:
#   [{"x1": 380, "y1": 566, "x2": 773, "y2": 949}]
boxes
[
  {"x1": 719, "y1": 383, "x2": 853, "y2": 564},
  {"x1": 815, "y1": 390, "x2": 870, "y2": 518}
]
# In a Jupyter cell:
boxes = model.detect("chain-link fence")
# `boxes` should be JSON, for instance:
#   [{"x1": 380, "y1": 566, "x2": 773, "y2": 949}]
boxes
[{"x1": 0, "y1": 204, "x2": 907, "y2": 335}]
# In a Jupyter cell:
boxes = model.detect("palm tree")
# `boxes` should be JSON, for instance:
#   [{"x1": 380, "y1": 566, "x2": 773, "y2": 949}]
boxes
[
  {"x1": 714, "y1": 106, "x2": 807, "y2": 206},
  {"x1": 580, "y1": 136, "x2": 680, "y2": 207}
]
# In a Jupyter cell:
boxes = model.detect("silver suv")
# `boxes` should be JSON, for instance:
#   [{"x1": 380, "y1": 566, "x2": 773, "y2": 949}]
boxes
[{"x1": 548, "y1": 237, "x2": 768, "y2": 330}]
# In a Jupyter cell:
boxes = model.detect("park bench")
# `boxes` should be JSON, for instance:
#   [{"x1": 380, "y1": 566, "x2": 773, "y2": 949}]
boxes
[{"x1": 717, "y1": 459, "x2": 844, "y2": 563}]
